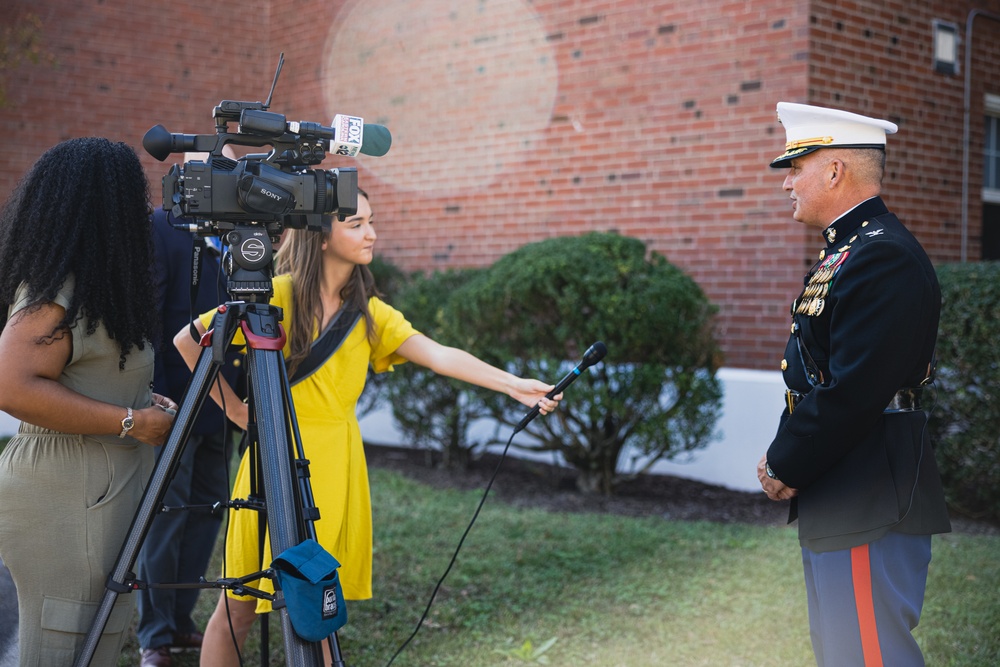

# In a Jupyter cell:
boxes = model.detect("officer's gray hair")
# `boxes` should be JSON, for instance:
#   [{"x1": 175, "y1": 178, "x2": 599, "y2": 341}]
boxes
[{"x1": 847, "y1": 147, "x2": 886, "y2": 186}]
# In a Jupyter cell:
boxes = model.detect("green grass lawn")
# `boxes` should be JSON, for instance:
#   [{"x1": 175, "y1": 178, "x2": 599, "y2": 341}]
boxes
[{"x1": 111, "y1": 466, "x2": 1000, "y2": 666}]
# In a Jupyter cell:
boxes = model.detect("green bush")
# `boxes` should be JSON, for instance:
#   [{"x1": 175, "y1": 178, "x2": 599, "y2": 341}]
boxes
[
  {"x1": 368, "y1": 255, "x2": 411, "y2": 304},
  {"x1": 929, "y1": 261, "x2": 1000, "y2": 522},
  {"x1": 382, "y1": 268, "x2": 492, "y2": 468},
  {"x1": 442, "y1": 232, "x2": 723, "y2": 494}
]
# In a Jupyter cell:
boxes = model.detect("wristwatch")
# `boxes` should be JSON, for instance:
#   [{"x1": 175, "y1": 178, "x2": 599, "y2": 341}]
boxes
[
  {"x1": 119, "y1": 407, "x2": 135, "y2": 438},
  {"x1": 765, "y1": 462, "x2": 777, "y2": 480}
]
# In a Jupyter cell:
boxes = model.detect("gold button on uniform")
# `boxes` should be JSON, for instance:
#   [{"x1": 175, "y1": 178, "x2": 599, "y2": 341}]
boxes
[{"x1": 781, "y1": 359, "x2": 788, "y2": 371}]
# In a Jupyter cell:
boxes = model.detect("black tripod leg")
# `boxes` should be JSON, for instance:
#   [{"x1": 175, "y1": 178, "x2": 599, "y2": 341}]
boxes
[
  {"x1": 73, "y1": 339, "x2": 223, "y2": 667},
  {"x1": 246, "y1": 345, "x2": 325, "y2": 666},
  {"x1": 77, "y1": 299, "x2": 337, "y2": 667}
]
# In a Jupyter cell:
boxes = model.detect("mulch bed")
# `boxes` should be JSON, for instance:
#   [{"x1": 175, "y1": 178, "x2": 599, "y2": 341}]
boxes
[{"x1": 364, "y1": 443, "x2": 999, "y2": 536}]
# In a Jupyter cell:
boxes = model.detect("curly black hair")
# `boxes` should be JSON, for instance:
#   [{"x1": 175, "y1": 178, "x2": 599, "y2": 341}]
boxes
[{"x1": 0, "y1": 137, "x2": 159, "y2": 368}]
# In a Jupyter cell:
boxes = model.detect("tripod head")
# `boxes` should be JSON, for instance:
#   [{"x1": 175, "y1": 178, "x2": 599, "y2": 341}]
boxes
[{"x1": 221, "y1": 222, "x2": 280, "y2": 302}]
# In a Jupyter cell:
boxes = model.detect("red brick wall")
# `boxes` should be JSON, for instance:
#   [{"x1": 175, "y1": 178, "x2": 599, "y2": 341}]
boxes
[
  {"x1": 2, "y1": 0, "x2": 997, "y2": 371},
  {"x1": 807, "y1": 0, "x2": 1000, "y2": 264},
  {"x1": 0, "y1": 1, "x2": 273, "y2": 176},
  {"x1": 286, "y1": 0, "x2": 817, "y2": 370}
]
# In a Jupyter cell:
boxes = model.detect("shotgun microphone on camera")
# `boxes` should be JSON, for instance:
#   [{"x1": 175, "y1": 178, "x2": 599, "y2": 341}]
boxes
[{"x1": 513, "y1": 341, "x2": 607, "y2": 434}]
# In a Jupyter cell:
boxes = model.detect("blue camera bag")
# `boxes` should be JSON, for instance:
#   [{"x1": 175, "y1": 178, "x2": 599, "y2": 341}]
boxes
[{"x1": 271, "y1": 539, "x2": 347, "y2": 641}]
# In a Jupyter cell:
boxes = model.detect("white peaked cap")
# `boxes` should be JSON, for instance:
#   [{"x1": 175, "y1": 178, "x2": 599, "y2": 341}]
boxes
[{"x1": 770, "y1": 102, "x2": 898, "y2": 168}]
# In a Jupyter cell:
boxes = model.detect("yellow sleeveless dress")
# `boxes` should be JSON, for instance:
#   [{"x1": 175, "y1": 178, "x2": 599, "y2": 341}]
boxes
[{"x1": 200, "y1": 274, "x2": 417, "y2": 610}]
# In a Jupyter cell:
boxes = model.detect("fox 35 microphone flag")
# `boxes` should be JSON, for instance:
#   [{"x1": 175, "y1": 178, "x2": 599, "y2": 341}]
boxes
[{"x1": 272, "y1": 539, "x2": 348, "y2": 641}]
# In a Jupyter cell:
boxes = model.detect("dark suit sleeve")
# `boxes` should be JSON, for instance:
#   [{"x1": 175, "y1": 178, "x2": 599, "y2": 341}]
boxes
[
  {"x1": 151, "y1": 211, "x2": 173, "y2": 398},
  {"x1": 766, "y1": 238, "x2": 938, "y2": 489}
]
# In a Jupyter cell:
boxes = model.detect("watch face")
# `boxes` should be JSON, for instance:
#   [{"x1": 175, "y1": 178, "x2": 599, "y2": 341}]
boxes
[{"x1": 123, "y1": 418, "x2": 134, "y2": 428}]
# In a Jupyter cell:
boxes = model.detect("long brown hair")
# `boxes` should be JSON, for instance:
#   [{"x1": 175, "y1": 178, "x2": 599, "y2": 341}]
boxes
[{"x1": 274, "y1": 190, "x2": 378, "y2": 377}]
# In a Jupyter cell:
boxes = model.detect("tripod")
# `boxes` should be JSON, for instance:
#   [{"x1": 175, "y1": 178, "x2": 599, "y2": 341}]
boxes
[{"x1": 75, "y1": 223, "x2": 343, "y2": 667}]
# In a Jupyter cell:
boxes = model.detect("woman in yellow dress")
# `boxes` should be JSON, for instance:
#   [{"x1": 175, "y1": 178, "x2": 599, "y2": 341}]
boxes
[{"x1": 175, "y1": 190, "x2": 560, "y2": 666}]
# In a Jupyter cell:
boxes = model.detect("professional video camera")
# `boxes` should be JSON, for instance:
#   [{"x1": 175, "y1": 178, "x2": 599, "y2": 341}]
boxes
[
  {"x1": 139, "y1": 54, "x2": 391, "y2": 301},
  {"x1": 141, "y1": 55, "x2": 390, "y2": 239}
]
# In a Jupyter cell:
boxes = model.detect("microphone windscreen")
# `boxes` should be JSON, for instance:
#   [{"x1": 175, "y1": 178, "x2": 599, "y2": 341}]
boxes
[
  {"x1": 360, "y1": 124, "x2": 392, "y2": 157},
  {"x1": 581, "y1": 341, "x2": 607, "y2": 368}
]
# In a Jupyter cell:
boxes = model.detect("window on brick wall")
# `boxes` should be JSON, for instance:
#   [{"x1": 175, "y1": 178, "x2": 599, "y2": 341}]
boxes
[
  {"x1": 932, "y1": 20, "x2": 959, "y2": 75},
  {"x1": 983, "y1": 94, "x2": 1000, "y2": 260}
]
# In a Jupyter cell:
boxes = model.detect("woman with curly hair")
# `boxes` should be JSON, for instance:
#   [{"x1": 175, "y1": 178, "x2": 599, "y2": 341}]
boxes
[
  {"x1": 0, "y1": 137, "x2": 177, "y2": 666},
  {"x1": 175, "y1": 189, "x2": 560, "y2": 666}
]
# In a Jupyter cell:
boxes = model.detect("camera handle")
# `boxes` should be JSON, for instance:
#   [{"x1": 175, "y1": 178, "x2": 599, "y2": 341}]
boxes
[{"x1": 73, "y1": 300, "x2": 343, "y2": 667}]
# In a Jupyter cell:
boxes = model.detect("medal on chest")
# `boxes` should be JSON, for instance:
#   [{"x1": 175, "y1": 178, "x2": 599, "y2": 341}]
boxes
[{"x1": 794, "y1": 249, "x2": 850, "y2": 317}]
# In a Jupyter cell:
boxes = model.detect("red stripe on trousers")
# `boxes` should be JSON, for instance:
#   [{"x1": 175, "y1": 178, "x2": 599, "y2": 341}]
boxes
[{"x1": 851, "y1": 544, "x2": 884, "y2": 666}]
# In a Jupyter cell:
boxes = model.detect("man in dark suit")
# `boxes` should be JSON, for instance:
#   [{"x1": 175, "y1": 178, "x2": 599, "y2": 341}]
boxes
[
  {"x1": 137, "y1": 206, "x2": 243, "y2": 667},
  {"x1": 757, "y1": 102, "x2": 951, "y2": 666}
]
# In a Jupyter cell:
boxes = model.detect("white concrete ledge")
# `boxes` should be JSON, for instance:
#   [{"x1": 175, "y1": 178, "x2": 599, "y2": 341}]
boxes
[{"x1": 358, "y1": 367, "x2": 785, "y2": 492}]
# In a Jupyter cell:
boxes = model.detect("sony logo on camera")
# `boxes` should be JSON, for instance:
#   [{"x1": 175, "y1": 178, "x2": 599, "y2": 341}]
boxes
[{"x1": 259, "y1": 186, "x2": 283, "y2": 201}]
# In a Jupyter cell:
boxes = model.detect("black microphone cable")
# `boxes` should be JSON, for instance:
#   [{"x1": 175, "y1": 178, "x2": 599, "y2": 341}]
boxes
[
  {"x1": 383, "y1": 427, "x2": 518, "y2": 667},
  {"x1": 384, "y1": 342, "x2": 607, "y2": 667}
]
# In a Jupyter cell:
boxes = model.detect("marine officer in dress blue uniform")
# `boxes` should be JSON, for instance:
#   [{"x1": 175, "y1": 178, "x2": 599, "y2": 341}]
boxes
[{"x1": 757, "y1": 102, "x2": 951, "y2": 667}]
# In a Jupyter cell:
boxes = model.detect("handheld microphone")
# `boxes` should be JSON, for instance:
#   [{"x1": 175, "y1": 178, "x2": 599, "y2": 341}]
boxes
[
  {"x1": 330, "y1": 114, "x2": 392, "y2": 157},
  {"x1": 513, "y1": 341, "x2": 607, "y2": 434}
]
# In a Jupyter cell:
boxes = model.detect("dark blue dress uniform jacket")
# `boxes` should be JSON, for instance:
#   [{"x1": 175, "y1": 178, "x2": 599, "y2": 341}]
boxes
[{"x1": 766, "y1": 197, "x2": 951, "y2": 552}]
